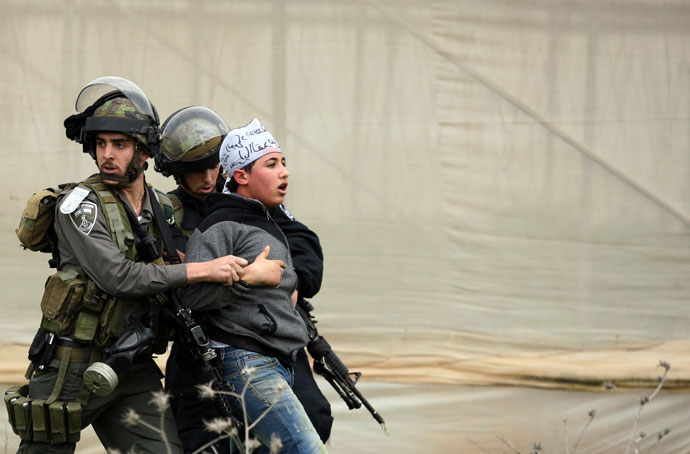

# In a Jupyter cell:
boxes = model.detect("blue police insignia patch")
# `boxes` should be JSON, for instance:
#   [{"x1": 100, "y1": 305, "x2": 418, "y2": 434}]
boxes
[{"x1": 69, "y1": 201, "x2": 98, "y2": 235}]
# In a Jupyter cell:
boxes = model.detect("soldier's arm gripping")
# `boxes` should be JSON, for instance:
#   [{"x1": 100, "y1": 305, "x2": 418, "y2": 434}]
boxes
[
  {"x1": 54, "y1": 189, "x2": 188, "y2": 298},
  {"x1": 55, "y1": 188, "x2": 244, "y2": 296}
]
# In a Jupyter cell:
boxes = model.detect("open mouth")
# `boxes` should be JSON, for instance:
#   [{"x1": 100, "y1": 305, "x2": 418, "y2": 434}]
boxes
[
  {"x1": 277, "y1": 182, "x2": 288, "y2": 195},
  {"x1": 100, "y1": 164, "x2": 119, "y2": 175}
]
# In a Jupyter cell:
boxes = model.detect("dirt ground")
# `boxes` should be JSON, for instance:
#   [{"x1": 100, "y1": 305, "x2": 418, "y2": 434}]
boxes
[{"x1": 3, "y1": 378, "x2": 690, "y2": 453}]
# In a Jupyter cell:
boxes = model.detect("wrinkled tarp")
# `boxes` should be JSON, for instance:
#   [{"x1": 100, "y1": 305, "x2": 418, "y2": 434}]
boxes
[{"x1": 1, "y1": 1, "x2": 689, "y2": 451}]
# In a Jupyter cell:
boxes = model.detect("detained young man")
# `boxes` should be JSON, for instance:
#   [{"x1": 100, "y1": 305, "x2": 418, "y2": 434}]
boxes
[{"x1": 178, "y1": 118, "x2": 327, "y2": 454}]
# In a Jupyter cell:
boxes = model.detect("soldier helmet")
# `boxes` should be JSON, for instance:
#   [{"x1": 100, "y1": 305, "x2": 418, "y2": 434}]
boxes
[
  {"x1": 155, "y1": 106, "x2": 229, "y2": 185},
  {"x1": 64, "y1": 76, "x2": 160, "y2": 183},
  {"x1": 69, "y1": 76, "x2": 161, "y2": 158}
]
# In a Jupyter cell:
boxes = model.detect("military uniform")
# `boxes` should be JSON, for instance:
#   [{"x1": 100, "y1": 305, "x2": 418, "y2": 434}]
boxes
[
  {"x1": 55, "y1": 179, "x2": 186, "y2": 294},
  {"x1": 16, "y1": 176, "x2": 185, "y2": 454},
  {"x1": 167, "y1": 186, "x2": 211, "y2": 253}
]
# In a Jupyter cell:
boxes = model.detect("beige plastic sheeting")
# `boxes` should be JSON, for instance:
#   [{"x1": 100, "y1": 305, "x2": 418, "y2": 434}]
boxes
[{"x1": 1, "y1": 0, "x2": 689, "y2": 452}]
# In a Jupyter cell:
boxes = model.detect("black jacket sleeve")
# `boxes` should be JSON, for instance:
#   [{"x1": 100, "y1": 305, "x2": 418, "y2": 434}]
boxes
[
  {"x1": 171, "y1": 224, "x2": 188, "y2": 254},
  {"x1": 269, "y1": 205, "x2": 324, "y2": 299}
]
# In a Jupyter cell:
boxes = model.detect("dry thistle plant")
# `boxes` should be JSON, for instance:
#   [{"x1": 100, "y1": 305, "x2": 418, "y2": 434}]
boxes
[
  {"x1": 115, "y1": 366, "x2": 287, "y2": 454},
  {"x1": 562, "y1": 409, "x2": 596, "y2": 454},
  {"x1": 192, "y1": 365, "x2": 288, "y2": 454},
  {"x1": 497, "y1": 437, "x2": 544, "y2": 454},
  {"x1": 624, "y1": 361, "x2": 671, "y2": 454},
  {"x1": 498, "y1": 361, "x2": 673, "y2": 454},
  {"x1": 117, "y1": 390, "x2": 174, "y2": 454}
]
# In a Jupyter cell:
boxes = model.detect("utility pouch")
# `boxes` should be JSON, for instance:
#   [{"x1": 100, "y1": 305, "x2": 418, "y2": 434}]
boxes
[
  {"x1": 11, "y1": 396, "x2": 33, "y2": 440},
  {"x1": 27, "y1": 328, "x2": 56, "y2": 372},
  {"x1": 46, "y1": 401, "x2": 81, "y2": 444},
  {"x1": 48, "y1": 402, "x2": 67, "y2": 444},
  {"x1": 4, "y1": 385, "x2": 28, "y2": 434},
  {"x1": 95, "y1": 298, "x2": 142, "y2": 349},
  {"x1": 16, "y1": 188, "x2": 59, "y2": 253},
  {"x1": 82, "y1": 280, "x2": 103, "y2": 311},
  {"x1": 40, "y1": 270, "x2": 86, "y2": 336},
  {"x1": 72, "y1": 282, "x2": 107, "y2": 343},
  {"x1": 65, "y1": 402, "x2": 82, "y2": 443},
  {"x1": 30, "y1": 399, "x2": 50, "y2": 442},
  {"x1": 4, "y1": 386, "x2": 82, "y2": 444},
  {"x1": 72, "y1": 310, "x2": 100, "y2": 342}
]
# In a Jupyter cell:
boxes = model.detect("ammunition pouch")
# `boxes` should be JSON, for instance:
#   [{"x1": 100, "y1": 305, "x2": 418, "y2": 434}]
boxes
[
  {"x1": 96, "y1": 297, "x2": 170, "y2": 351},
  {"x1": 40, "y1": 270, "x2": 88, "y2": 337},
  {"x1": 38, "y1": 270, "x2": 168, "y2": 351},
  {"x1": 31, "y1": 177, "x2": 174, "y2": 357},
  {"x1": 4, "y1": 385, "x2": 81, "y2": 444}
]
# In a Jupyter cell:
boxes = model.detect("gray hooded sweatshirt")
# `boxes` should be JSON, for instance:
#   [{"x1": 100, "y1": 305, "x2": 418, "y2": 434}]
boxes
[{"x1": 178, "y1": 192, "x2": 309, "y2": 363}]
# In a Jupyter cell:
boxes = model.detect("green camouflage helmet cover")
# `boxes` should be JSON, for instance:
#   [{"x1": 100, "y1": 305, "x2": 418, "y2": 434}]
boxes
[
  {"x1": 72, "y1": 77, "x2": 160, "y2": 183},
  {"x1": 77, "y1": 76, "x2": 160, "y2": 157},
  {"x1": 156, "y1": 106, "x2": 229, "y2": 178},
  {"x1": 88, "y1": 98, "x2": 152, "y2": 147}
]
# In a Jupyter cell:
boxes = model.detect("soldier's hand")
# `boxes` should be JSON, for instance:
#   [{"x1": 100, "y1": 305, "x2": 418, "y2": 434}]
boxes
[
  {"x1": 241, "y1": 246, "x2": 286, "y2": 287},
  {"x1": 218, "y1": 254, "x2": 248, "y2": 285},
  {"x1": 186, "y1": 255, "x2": 248, "y2": 285}
]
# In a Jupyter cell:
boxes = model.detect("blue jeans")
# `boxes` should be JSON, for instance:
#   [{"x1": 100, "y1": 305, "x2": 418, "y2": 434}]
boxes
[{"x1": 219, "y1": 346, "x2": 327, "y2": 454}]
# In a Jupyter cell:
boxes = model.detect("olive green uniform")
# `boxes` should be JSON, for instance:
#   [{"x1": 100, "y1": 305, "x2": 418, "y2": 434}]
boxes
[
  {"x1": 55, "y1": 185, "x2": 187, "y2": 294},
  {"x1": 16, "y1": 177, "x2": 186, "y2": 454}
]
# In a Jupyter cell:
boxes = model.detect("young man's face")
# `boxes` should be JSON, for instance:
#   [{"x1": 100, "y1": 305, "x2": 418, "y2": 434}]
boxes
[
  {"x1": 237, "y1": 152, "x2": 289, "y2": 208},
  {"x1": 182, "y1": 164, "x2": 221, "y2": 198},
  {"x1": 95, "y1": 132, "x2": 146, "y2": 184}
]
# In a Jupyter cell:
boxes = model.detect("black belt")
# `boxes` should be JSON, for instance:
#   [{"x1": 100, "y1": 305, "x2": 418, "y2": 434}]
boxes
[{"x1": 54, "y1": 338, "x2": 92, "y2": 363}]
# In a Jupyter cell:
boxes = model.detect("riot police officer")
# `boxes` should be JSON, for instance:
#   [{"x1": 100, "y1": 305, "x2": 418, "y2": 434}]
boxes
[{"x1": 13, "y1": 77, "x2": 252, "y2": 454}]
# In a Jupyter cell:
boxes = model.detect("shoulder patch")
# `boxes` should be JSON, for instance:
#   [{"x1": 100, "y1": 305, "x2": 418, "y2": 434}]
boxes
[
  {"x1": 60, "y1": 186, "x2": 91, "y2": 214},
  {"x1": 69, "y1": 201, "x2": 98, "y2": 235},
  {"x1": 279, "y1": 204, "x2": 295, "y2": 221},
  {"x1": 153, "y1": 189, "x2": 176, "y2": 225}
]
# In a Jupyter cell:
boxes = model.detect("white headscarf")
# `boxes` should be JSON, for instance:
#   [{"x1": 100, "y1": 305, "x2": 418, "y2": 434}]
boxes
[{"x1": 220, "y1": 117, "x2": 281, "y2": 194}]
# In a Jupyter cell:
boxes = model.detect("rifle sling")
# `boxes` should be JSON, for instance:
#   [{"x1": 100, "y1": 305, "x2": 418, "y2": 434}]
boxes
[{"x1": 146, "y1": 186, "x2": 181, "y2": 264}]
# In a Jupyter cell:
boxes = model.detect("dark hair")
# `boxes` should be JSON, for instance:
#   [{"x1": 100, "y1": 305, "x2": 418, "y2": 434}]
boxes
[{"x1": 224, "y1": 161, "x2": 255, "y2": 193}]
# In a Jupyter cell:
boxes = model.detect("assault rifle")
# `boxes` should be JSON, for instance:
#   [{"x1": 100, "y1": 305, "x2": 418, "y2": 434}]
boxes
[
  {"x1": 296, "y1": 299, "x2": 386, "y2": 431},
  {"x1": 146, "y1": 186, "x2": 245, "y2": 436},
  {"x1": 160, "y1": 291, "x2": 244, "y2": 435}
]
